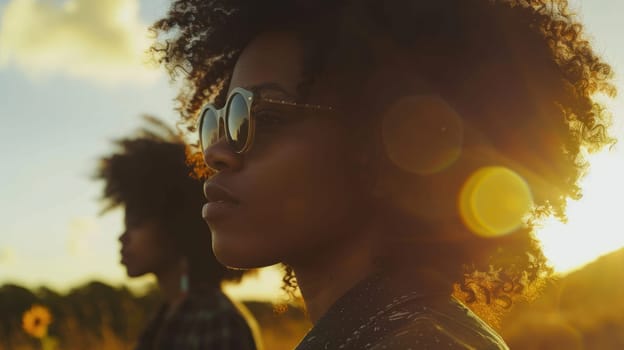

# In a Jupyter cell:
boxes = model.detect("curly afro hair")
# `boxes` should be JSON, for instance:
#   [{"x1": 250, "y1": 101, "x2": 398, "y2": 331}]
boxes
[
  {"x1": 150, "y1": 0, "x2": 616, "y2": 323},
  {"x1": 95, "y1": 116, "x2": 245, "y2": 288}
]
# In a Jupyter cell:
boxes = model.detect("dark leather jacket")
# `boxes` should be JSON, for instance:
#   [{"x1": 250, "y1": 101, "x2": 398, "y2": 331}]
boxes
[{"x1": 295, "y1": 272, "x2": 509, "y2": 350}]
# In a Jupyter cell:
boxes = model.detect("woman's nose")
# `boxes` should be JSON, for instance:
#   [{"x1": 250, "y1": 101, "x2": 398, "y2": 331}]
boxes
[
  {"x1": 202, "y1": 139, "x2": 243, "y2": 172},
  {"x1": 118, "y1": 231, "x2": 128, "y2": 244}
]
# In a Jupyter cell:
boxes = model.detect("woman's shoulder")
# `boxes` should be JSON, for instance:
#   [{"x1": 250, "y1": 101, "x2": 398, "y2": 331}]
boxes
[
  {"x1": 297, "y1": 293, "x2": 508, "y2": 350},
  {"x1": 184, "y1": 288, "x2": 241, "y2": 318},
  {"x1": 297, "y1": 272, "x2": 509, "y2": 350},
  {"x1": 171, "y1": 289, "x2": 260, "y2": 349},
  {"x1": 365, "y1": 296, "x2": 509, "y2": 350}
]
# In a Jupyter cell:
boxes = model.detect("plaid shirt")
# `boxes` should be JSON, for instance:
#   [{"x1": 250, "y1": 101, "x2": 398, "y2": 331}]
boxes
[{"x1": 135, "y1": 289, "x2": 258, "y2": 350}]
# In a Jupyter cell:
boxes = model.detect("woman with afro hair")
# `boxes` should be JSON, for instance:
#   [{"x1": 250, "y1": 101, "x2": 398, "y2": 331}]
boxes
[
  {"x1": 96, "y1": 117, "x2": 260, "y2": 350},
  {"x1": 151, "y1": 0, "x2": 615, "y2": 348}
]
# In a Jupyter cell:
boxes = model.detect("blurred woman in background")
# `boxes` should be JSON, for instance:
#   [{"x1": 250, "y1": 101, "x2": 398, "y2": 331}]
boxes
[
  {"x1": 96, "y1": 117, "x2": 260, "y2": 349},
  {"x1": 151, "y1": 0, "x2": 614, "y2": 348}
]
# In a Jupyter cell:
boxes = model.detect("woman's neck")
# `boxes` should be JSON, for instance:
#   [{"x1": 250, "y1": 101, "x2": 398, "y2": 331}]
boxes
[
  {"x1": 291, "y1": 223, "x2": 381, "y2": 323},
  {"x1": 155, "y1": 262, "x2": 186, "y2": 306}
]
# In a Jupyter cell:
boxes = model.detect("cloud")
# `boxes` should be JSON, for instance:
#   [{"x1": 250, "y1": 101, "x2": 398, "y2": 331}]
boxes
[
  {"x1": 0, "y1": 247, "x2": 17, "y2": 266},
  {"x1": 0, "y1": 0, "x2": 159, "y2": 83},
  {"x1": 67, "y1": 217, "x2": 99, "y2": 258}
]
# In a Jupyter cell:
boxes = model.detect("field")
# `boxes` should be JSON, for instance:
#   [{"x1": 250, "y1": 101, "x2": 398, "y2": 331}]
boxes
[{"x1": 2, "y1": 248, "x2": 624, "y2": 349}]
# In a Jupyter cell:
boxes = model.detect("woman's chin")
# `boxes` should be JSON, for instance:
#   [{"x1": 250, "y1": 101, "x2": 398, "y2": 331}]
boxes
[
  {"x1": 124, "y1": 267, "x2": 145, "y2": 278},
  {"x1": 213, "y1": 242, "x2": 279, "y2": 270}
]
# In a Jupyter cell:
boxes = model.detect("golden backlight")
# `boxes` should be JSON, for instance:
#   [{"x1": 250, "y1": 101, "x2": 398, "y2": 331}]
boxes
[
  {"x1": 535, "y1": 146, "x2": 624, "y2": 274},
  {"x1": 227, "y1": 147, "x2": 622, "y2": 303}
]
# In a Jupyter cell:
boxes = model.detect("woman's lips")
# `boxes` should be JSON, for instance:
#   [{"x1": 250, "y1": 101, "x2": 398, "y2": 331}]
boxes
[
  {"x1": 203, "y1": 181, "x2": 240, "y2": 203},
  {"x1": 202, "y1": 200, "x2": 238, "y2": 221},
  {"x1": 202, "y1": 182, "x2": 240, "y2": 221}
]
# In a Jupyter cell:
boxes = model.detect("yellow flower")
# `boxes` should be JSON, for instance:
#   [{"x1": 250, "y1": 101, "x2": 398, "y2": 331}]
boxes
[{"x1": 22, "y1": 304, "x2": 53, "y2": 339}]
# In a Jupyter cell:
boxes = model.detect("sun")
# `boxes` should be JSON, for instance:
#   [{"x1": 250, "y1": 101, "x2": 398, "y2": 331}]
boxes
[{"x1": 535, "y1": 142, "x2": 624, "y2": 274}]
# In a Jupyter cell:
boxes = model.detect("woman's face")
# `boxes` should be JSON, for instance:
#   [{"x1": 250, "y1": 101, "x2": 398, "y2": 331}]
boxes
[
  {"x1": 119, "y1": 215, "x2": 179, "y2": 277},
  {"x1": 202, "y1": 32, "x2": 366, "y2": 269}
]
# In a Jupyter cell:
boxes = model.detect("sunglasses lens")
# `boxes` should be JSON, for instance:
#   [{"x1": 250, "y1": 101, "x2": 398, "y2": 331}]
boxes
[
  {"x1": 200, "y1": 108, "x2": 219, "y2": 152},
  {"x1": 227, "y1": 93, "x2": 250, "y2": 152}
]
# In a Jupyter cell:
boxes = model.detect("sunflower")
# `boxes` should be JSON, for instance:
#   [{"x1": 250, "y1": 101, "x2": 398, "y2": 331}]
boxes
[{"x1": 22, "y1": 304, "x2": 53, "y2": 338}]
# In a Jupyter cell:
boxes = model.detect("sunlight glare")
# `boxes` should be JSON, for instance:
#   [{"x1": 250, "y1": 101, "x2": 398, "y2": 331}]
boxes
[
  {"x1": 535, "y1": 143, "x2": 624, "y2": 274},
  {"x1": 223, "y1": 265, "x2": 290, "y2": 303}
]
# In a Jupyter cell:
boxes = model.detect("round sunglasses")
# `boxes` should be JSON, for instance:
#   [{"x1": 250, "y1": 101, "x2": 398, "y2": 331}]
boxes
[{"x1": 198, "y1": 87, "x2": 334, "y2": 155}]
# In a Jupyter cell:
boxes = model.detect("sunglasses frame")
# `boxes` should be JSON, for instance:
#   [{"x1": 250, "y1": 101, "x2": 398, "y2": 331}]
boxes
[{"x1": 199, "y1": 87, "x2": 334, "y2": 155}]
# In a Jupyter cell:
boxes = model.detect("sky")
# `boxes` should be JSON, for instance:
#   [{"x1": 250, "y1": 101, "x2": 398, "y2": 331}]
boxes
[{"x1": 0, "y1": 0, "x2": 623, "y2": 301}]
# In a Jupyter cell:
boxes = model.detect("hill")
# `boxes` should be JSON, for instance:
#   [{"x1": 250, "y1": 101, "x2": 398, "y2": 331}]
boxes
[{"x1": 501, "y1": 247, "x2": 624, "y2": 349}]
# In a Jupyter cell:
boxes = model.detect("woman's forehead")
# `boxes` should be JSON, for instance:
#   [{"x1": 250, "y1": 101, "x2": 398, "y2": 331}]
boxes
[{"x1": 229, "y1": 31, "x2": 304, "y2": 98}]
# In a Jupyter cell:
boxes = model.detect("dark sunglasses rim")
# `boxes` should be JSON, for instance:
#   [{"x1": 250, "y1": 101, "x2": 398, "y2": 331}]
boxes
[
  {"x1": 199, "y1": 87, "x2": 255, "y2": 154},
  {"x1": 199, "y1": 87, "x2": 335, "y2": 155}
]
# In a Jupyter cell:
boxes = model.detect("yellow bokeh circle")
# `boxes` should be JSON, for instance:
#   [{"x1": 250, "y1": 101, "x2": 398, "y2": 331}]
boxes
[{"x1": 459, "y1": 166, "x2": 533, "y2": 238}]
